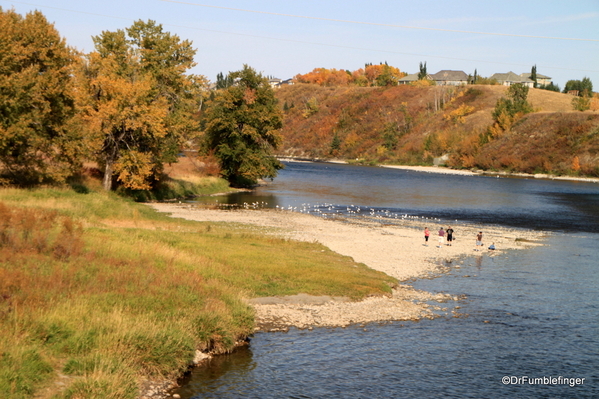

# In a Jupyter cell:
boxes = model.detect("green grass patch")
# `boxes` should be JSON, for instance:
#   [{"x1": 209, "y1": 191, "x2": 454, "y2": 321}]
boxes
[{"x1": 0, "y1": 187, "x2": 395, "y2": 398}]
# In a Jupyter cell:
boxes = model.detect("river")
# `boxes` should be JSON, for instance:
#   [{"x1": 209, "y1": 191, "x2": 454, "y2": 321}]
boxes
[{"x1": 175, "y1": 162, "x2": 598, "y2": 398}]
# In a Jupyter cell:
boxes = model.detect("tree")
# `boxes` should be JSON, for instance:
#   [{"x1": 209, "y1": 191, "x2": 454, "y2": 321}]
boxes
[
  {"x1": 418, "y1": 62, "x2": 428, "y2": 80},
  {"x1": 539, "y1": 82, "x2": 560, "y2": 92},
  {"x1": 202, "y1": 65, "x2": 283, "y2": 187},
  {"x1": 470, "y1": 69, "x2": 478, "y2": 84},
  {"x1": 563, "y1": 77, "x2": 593, "y2": 96},
  {"x1": 0, "y1": 8, "x2": 82, "y2": 185},
  {"x1": 530, "y1": 65, "x2": 538, "y2": 88},
  {"x1": 572, "y1": 95, "x2": 591, "y2": 111},
  {"x1": 216, "y1": 72, "x2": 234, "y2": 89},
  {"x1": 491, "y1": 83, "x2": 533, "y2": 131},
  {"x1": 294, "y1": 68, "x2": 352, "y2": 86},
  {"x1": 77, "y1": 20, "x2": 204, "y2": 191}
]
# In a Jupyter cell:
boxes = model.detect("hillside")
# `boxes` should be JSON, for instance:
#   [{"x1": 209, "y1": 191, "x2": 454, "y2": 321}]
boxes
[{"x1": 274, "y1": 84, "x2": 599, "y2": 177}]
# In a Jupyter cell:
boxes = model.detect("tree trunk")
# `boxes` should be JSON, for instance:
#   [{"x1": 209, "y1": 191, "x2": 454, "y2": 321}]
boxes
[{"x1": 103, "y1": 160, "x2": 113, "y2": 191}]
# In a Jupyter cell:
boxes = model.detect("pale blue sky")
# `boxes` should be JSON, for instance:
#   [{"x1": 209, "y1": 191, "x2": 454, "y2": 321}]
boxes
[{"x1": 2, "y1": 0, "x2": 598, "y2": 89}]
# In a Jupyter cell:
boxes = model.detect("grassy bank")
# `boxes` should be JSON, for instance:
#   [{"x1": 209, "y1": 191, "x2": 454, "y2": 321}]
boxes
[{"x1": 0, "y1": 186, "x2": 395, "y2": 398}]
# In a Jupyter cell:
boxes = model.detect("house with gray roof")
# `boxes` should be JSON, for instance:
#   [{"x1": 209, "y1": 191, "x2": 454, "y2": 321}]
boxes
[
  {"x1": 398, "y1": 73, "x2": 425, "y2": 84},
  {"x1": 490, "y1": 71, "x2": 534, "y2": 87},
  {"x1": 430, "y1": 70, "x2": 469, "y2": 86},
  {"x1": 520, "y1": 72, "x2": 552, "y2": 87}
]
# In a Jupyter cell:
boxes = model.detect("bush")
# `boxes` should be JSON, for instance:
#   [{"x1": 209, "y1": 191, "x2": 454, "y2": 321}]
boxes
[{"x1": 0, "y1": 203, "x2": 83, "y2": 260}]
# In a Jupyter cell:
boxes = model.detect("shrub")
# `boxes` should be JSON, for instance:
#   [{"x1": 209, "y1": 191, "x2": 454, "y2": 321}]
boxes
[{"x1": 0, "y1": 203, "x2": 83, "y2": 260}]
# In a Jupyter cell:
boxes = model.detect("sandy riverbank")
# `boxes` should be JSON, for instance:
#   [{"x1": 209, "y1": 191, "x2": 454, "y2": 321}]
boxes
[
  {"x1": 385, "y1": 164, "x2": 599, "y2": 183},
  {"x1": 149, "y1": 203, "x2": 546, "y2": 331}
]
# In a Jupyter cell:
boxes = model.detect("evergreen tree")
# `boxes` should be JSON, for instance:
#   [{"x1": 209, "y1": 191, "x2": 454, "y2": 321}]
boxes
[
  {"x1": 330, "y1": 132, "x2": 341, "y2": 154},
  {"x1": 202, "y1": 65, "x2": 283, "y2": 187},
  {"x1": 418, "y1": 62, "x2": 428, "y2": 80},
  {"x1": 216, "y1": 72, "x2": 234, "y2": 89},
  {"x1": 531, "y1": 65, "x2": 538, "y2": 88}
]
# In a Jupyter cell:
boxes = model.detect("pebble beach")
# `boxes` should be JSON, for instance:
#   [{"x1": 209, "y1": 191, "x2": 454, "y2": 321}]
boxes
[{"x1": 149, "y1": 203, "x2": 546, "y2": 331}]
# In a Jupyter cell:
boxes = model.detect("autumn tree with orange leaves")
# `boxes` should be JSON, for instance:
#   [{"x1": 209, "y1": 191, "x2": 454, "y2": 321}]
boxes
[
  {"x1": 295, "y1": 63, "x2": 405, "y2": 87},
  {"x1": 294, "y1": 68, "x2": 352, "y2": 86},
  {"x1": 77, "y1": 20, "x2": 205, "y2": 191}
]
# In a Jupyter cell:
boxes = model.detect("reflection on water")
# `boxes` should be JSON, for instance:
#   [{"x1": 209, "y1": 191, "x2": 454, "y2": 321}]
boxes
[{"x1": 178, "y1": 163, "x2": 599, "y2": 398}]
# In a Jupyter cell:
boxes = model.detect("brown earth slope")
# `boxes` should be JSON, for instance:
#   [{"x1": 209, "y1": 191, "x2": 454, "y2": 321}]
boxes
[{"x1": 274, "y1": 84, "x2": 599, "y2": 177}]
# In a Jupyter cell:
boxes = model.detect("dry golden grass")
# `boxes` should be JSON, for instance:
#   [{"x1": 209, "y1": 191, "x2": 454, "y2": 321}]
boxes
[
  {"x1": 275, "y1": 83, "x2": 599, "y2": 175},
  {"x1": 0, "y1": 188, "x2": 396, "y2": 398}
]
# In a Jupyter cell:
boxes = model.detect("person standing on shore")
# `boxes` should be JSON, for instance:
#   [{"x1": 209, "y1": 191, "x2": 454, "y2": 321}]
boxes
[
  {"x1": 424, "y1": 227, "x2": 430, "y2": 246},
  {"x1": 475, "y1": 231, "x2": 483, "y2": 251},
  {"x1": 438, "y1": 227, "x2": 445, "y2": 248},
  {"x1": 446, "y1": 226, "x2": 454, "y2": 246}
]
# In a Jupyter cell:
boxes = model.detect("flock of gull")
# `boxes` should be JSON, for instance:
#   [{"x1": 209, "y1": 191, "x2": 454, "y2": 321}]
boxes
[{"x1": 223, "y1": 201, "x2": 444, "y2": 223}]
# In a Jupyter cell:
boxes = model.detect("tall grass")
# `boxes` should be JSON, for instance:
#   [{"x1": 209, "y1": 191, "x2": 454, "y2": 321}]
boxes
[{"x1": 0, "y1": 187, "x2": 395, "y2": 398}]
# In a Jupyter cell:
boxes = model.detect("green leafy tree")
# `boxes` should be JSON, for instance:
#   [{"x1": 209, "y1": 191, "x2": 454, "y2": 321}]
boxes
[
  {"x1": 375, "y1": 64, "x2": 399, "y2": 87},
  {"x1": 0, "y1": 8, "x2": 82, "y2": 185},
  {"x1": 572, "y1": 95, "x2": 591, "y2": 111},
  {"x1": 202, "y1": 65, "x2": 283, "y2": 187},
  {"x1": 491, "y1": 83, "x2": 534, "y2": 131},
  {"x1": 563, "y1": 77, "x2": 593, "y2": 96},
  {"x1": 77, "y1": 20, "x2": 204, "y2": 191},
  {"x1": 539, "y1": 82, "x2": 560, "y2": 92}
]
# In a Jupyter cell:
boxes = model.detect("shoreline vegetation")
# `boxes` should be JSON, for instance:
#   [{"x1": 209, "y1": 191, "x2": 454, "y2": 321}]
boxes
[
  {"x1": 0, "y1": 166, "x2": 547, "y2": 398},
  {"x1": 0, "y1": 185, "x2": 392, "y2": 398}
]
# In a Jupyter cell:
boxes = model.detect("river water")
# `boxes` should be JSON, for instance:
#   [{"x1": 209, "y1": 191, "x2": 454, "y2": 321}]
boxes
[{"x1": 175, "y1": 162, "x2": 598, "y2": 398}]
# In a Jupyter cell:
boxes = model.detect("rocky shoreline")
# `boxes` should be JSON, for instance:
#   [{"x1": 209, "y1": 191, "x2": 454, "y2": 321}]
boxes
[
  {"x1": 143, "y1": 204, "x2": 546, "y2": 398},
  {"x1": 150, "y1": 204, "x2": 546, "y2": 329}
]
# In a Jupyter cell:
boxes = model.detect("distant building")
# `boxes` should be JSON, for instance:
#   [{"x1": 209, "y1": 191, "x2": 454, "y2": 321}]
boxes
[
  {"x1": 269, "y1": 78, "x2": 282, "y2": 88},
  {"x1": 398, "y1": 73, "x2": 430, "y2": 84},
  {"x1": 268, "y1": 78, "x2": 294, "y2": 89},
  {"x1": 490, "y1": 71, "x2": 534, "y2": 87},
  {"x1": 429, "y1": 70, "x2": 469, "y2": 86},
  {"x1": 520, "y1": 72, "x2": 552, "y2": 87}
]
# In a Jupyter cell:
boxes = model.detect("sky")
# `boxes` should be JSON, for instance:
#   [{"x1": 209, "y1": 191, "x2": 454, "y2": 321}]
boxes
[{"x1": 2, "y1": 0, "x2": 598, "y2": 89}]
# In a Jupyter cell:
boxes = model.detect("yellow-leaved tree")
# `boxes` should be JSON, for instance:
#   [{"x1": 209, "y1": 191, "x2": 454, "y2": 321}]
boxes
[{"x1": 77, "y1": 20, "x2": 205, "y2": 191}]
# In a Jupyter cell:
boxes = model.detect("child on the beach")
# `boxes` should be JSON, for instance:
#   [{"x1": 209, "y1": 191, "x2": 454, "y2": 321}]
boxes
[
  {"x1": 475, "y1": 231, "x2": 483, "y2": 251},
  {"x1": 424, "y1": 227, "x2": 430, "y2": 246}
]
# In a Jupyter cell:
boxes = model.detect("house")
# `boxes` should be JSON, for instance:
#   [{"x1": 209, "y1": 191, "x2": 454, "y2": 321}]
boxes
[
  {"x1": 398, "y1": 73, "x2": 431, "y2": 84},
  {"x1": 268, "y1": 78, "x2": 294, "y2": 89},
  {"x1": 429, "y1": 70, "x2": 469, "y2": 86},
  {"x1": 269, "y1": 78, "x2": 282, "y2": 88},
  {"x1": 520, "y1": 72, "x2": 552, "y2": 87},
  {"x1": 490, "y1": 72, "x2": 534, "y2": 87}
]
